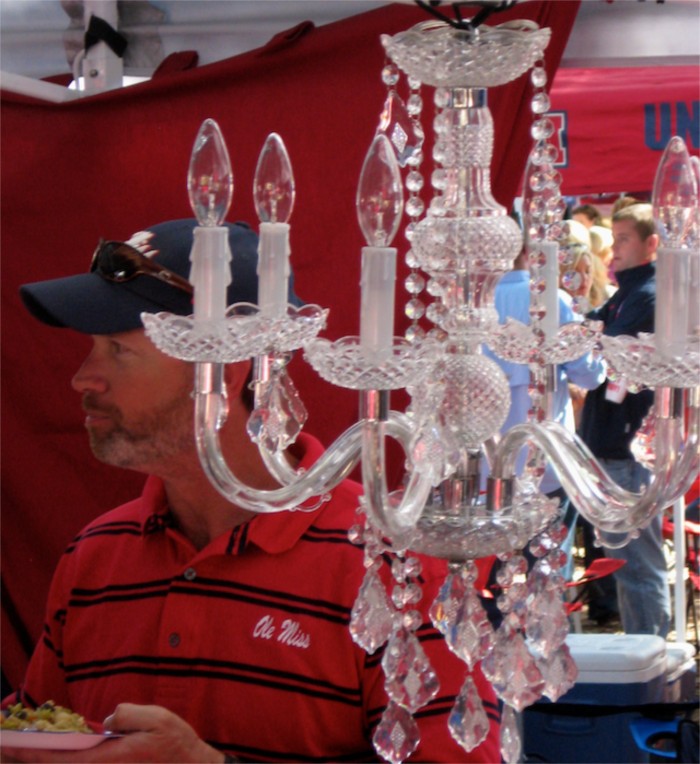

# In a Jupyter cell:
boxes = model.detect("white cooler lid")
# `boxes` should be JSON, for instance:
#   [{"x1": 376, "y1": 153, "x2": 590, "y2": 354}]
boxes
[
  {"x1": 666, "y1": 641, "x2": 696, "y2": 681},
  {"x1": 566, "y1": 633, "x2": 668, "y2": 684}
]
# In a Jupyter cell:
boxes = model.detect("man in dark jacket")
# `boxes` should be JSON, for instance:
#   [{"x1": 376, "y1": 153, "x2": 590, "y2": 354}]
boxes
[{"x1": 579, "y1": 203, "x2": 671, "y2": 636}]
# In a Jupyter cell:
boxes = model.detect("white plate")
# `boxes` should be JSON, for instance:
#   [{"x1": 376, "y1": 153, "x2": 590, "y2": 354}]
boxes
[{"x1": 0, "y1": 729, "x2": 119, "y2": 750}]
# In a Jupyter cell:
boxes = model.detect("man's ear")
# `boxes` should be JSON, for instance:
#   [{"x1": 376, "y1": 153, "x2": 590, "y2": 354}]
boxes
[
  {"x1": 647, "y1": 232, "x2": 660, "y2": 259},
  {"x1": 224, "y1": 360, "x2": 252, "y2": 401}
]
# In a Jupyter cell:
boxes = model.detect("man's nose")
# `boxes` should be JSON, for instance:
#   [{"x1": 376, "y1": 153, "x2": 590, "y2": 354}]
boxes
[{"x1": 71, "y1": 349, "x2": 109, "y2": 395}]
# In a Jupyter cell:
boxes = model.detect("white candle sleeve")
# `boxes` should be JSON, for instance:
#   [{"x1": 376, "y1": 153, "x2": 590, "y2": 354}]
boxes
[
  {"x1": 257, "y1": 222, "x2": 290, "y2": 318},
  {"x1": 655, "y1": 246, "x2": 690, "y2": 359},
  {"x1": 360, "y1": 246, "x2": 397, "y2": 360},
  {"x1": 190, "y1": 226, "x2": 231, "y2": 323},
  {"x1": 540, "y1": 242, "x2": 560, "y2": 340},
  {"x1": 688, "y1": 248, "x2": 700, "y2": 339}
]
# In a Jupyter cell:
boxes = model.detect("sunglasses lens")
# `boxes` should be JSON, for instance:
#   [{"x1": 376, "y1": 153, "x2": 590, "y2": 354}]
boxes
[{"x1": 92, "y1": 243, "x2": 139, "y2": 282}]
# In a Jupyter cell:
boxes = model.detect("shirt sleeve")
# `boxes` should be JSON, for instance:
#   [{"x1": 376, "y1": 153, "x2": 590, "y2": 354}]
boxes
[
  {"x1": 3, "y1": 553, "x2": 73, "y2": 710},
  {"x1": 562, "y1": 350, "x2": 606, "y2": 390},
  {"x1": 559, "y1": 292, "x2": 607, "y2": 390}
]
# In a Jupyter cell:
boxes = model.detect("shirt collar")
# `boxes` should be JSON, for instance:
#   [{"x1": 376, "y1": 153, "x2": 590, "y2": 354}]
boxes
[
  {"x1": 615, "y1": 260, "x2": 655, "y2": 289},
  {"x1": 244, "y1": 432, "x2": 331, "y2": 555},
  {"x1": 138, "y1": 432, "x2": 331, "y2": 555},
  {"x1": 499, "y1": 269, "x2": 529, "y2": 284}
]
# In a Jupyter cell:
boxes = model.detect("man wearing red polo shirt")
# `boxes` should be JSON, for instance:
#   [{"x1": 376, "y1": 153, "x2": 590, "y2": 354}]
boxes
[{"x1": 3, "y1": 219, "x2": 499, "y2": 763}]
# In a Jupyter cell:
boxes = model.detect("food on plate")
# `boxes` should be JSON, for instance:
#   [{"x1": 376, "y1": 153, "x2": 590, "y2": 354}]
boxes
[{"x1": 1, "y1": 701, "x2": 92, "y2": 733}]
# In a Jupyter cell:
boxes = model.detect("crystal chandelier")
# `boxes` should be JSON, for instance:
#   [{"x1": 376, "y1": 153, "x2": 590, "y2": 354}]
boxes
[{"x1": 143, "y1": 5, "x2": 700, "y2": 762}]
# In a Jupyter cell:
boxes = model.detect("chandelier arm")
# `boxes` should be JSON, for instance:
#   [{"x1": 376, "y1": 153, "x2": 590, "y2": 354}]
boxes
[
  {"x1": 656, "y1": 386, "x2": 700, "y2": 501},
  {"x1": 194, "y1": 390, "x2": 364, "y2": 512},
  {"x1": 361, "y1": 416, "x2": 434, "y2": 539},
  {"x1": 491, "y1": 408, "x2": 699, "y2": 534},
  {"x1": 257, "y1": 440, "x2": 317, "y2": 484},
  {"x1": 254, "y1": 410, "x2": 418, "y2": 489}
]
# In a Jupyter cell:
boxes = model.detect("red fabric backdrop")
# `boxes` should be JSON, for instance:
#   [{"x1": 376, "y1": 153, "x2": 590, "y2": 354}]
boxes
[
  {"x1": 0, "y1": 2, "x2": 579, "y2": 689},
  {"x1": 549, "y1": 65, "x2": 700, "y2": 196}
]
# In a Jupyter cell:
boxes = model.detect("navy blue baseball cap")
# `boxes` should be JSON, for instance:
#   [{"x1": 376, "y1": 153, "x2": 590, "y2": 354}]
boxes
[{"x1": 20, "y1": 219, "x2": 302, "y2": 334}]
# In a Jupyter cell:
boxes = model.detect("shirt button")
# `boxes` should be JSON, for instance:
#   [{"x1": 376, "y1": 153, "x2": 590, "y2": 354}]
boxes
[
  {"x1": 184, "y1": 567, "x2": 197, "y2": 581},
  {"x1": 168, "y1": 632, "x2": 181, "y2": 648}
]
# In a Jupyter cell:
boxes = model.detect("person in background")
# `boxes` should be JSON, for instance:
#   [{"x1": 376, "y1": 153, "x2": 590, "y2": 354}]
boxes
[
  {"x1": 611, "y1": 195, "x2": 642, "y2": 215},
  {"x1": 560, "y1": 241, "x2": 609, "y2": 311},
  {"x1": 578, "y1": 204, "x2": 671, "y2": 637},
  {"x1": 558, "y1": 232, "x2": 616, "y2": 617},
  {"x1": 558, "y1": 234, "x2": 610, "y2": 433},
  {"x1": 589, "y1": 224, "x2": 618, "y2": 293},
  {"x1": 484, "y1": 246, "x2": 606, "y2": 583},
  {"x1": 572, "y1": 203, "x2": 603, "y2": 229},
  {"x1": 3, "y1": 219, "x2": 500, "y2": 763}
]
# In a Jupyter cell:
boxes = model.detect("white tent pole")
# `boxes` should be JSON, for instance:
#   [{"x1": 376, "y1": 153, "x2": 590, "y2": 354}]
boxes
[
  {"x1": 673, "y1": 497, "x2": 686, "y2": 642},
  {"x1": 80, "y1": 0, "x2": 122, "y2": 95}
]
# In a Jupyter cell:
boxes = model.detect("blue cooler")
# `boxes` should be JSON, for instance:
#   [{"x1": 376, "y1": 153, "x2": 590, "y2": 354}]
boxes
[
  {"x1": 665, "y1": 641, "x2": 697, "y2": 703},
  {"x1": 522, "y1": 634, "x2": 670, "y2": 763}
]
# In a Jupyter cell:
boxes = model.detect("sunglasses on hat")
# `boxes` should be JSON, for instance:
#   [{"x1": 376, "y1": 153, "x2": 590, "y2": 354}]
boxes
[{"x1": 90, "y1": 239, "x2": 193, "y2": 295}]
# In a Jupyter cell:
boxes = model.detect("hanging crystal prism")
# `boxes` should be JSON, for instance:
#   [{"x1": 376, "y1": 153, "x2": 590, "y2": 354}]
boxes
[
  {"x1": 382, "y1": 625, "x2": 440, "y2": 712},
  {"x1": 492, "y1": 552, "x2": 530, "y2": 629},
  {"x1": 482, "y1": 624, "x2": 545, "y2": 711},
  {"x1": 373, "y1": 701, "x2": 420, "y2": 764},
  {"x1": 500, "y1": 704, "x2": 523, "y2": 764},
  {"x1": 379, "y1": 88, "x2": 424, "y2": 168},
  {"x1": 247, "y1": 361, "x2": 307, "y2": 452},
  {"x1": 631, "y1": 406, "x2": 657, "y2": 470},
  {"x1": 350, "y1": 566, "x2": 396, "y2": 654},
  {"x1": 448, "y1": 675, "x2": 490, "y2": 753},
  {"x1": 430, "y1": 564, "x2": 493, "y2": 669},
  {"x1": 525, "y1": 566, "x2": 569, "y2": 658},
  {"x1": 537, "y1": 641, "x2": 577, "y2": 702}
]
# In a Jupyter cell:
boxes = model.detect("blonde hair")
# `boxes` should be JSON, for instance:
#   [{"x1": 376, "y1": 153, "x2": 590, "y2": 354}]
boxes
[
  {"x1": 560, "y1": 240, "x2": 609, "y2": 307},
  {"x1": 589, "y1": 225, "x2": 613, "y2": 267},
  {"x1": 588, "y1": 253, "x2": 609, "y2": 307}
]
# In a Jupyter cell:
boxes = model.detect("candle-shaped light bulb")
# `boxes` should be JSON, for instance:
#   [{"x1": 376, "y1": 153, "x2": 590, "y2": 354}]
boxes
[
  {"x1": 254, "y1": 133, "x2": 295, "y2": 224},
  {"x1": 357, "y1": 134, "x2": 402, "y2": 360},
  {"x1": 690, "y1": 155, "x2": 700, "y2": 249},
  {"x1": 356, "y1": 134, "x2": 404, "y2": 247},
  {"x1": 254, "y1": 133, "x2": 294, "y2": 318},
  {"x1": 187, "y1": 119, "x2": 233, "y2": 323},
  {"x1": 188, "y1": 119, "x2": 233, "y2": 227},
  {"x1": 540, "y1": 241, "x2": 560, "y2": 341},
  {"x1": 652, "y1": 135, "x2": 697, "y2": 248}
]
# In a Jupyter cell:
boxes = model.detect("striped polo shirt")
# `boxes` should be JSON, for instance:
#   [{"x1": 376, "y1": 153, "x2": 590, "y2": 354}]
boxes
[{"x1": 10, "y1": 433, "x2": 500, "y2": 762}]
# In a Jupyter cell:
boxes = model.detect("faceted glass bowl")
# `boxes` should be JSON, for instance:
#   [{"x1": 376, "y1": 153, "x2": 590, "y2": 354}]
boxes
[{"x1": 382, "y1": 20, "x2": 551, "y2": 88}]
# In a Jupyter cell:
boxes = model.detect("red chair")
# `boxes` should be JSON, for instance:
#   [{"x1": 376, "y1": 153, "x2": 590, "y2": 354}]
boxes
[{"x1": 565, "y1": 558, "x2": 626, "y2": 629}]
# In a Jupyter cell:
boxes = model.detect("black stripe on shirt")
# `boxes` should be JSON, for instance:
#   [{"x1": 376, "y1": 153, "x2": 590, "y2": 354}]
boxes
[{"x1": 63, "y1": 654, "x2": 362, "y2": 705}]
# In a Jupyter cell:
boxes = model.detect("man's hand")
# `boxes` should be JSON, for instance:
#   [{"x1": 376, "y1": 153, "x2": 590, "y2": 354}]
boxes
[{"x1": 0, "y1": 704, "x2": 225, "y2": 763}]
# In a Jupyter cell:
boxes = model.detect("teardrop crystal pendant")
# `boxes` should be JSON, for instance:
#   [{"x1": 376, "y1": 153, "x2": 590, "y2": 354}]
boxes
[
  {"x1": 448, "y1": 675, "x2": 490, "y2": 753},
  {"x1": 373, "y1": 701, "x2": 420, "y2": 764},
  {"x1": 378, "y1": 90, "x2": 424, "y2": 168},
  {"x1": 246, "y1": 367, "x2": 307, "y2": 452},
  {"x1": 350, "y1": 567, "x2": 395, "y2": 653},
  {"x1": 482, "y1": 624, "x2": 545, "y2": 712},
  {"x1": 430, "y1": 565, "x2": 493, "y2": 669},
  {"x1": 382, "y1": 625, "x2": 440, "y2": 712},
  {"x1": 500, "y1": 704, "x2": 522, "y2": 764},
  {"x1": 537, "y1": 641, "x2": 578, "y2": 702}
]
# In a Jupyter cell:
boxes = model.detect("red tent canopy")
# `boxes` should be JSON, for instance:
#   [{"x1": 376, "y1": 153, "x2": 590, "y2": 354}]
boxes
[{"x1": 549, "y1": 65, "x2": 699, "y2": 196}]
